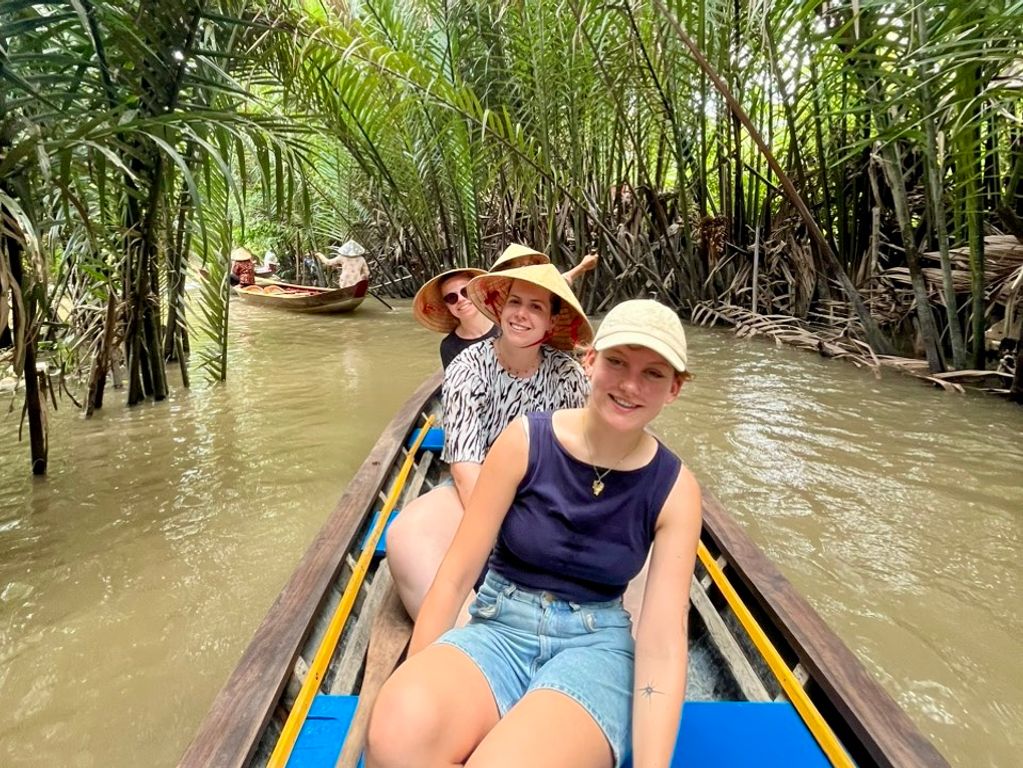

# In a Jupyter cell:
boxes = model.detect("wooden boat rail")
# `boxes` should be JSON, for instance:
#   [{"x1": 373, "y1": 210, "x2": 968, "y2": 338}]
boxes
[{"x1": 699, "y1": 494, "x2": 949, "y2": 767}]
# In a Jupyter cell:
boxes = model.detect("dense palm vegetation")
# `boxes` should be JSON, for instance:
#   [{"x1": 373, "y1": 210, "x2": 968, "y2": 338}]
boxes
[{"x1": 3, "y1": 0, "x2": 1022, "y2": 472}]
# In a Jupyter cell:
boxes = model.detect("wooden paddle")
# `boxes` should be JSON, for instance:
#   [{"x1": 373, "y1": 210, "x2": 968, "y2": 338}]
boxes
[
  {"x1": 368, "y1": 289, "x2": 395, "y2": 311},
  {"x1": 335, "y1": 568, "x2": 413, "y2": 768}
]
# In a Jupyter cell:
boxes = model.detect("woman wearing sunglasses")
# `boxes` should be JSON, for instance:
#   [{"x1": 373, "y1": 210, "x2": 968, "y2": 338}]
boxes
[
  {"x1": 414, "y1": 268, "x2": 498, "y2": 369},
  {"x1": 413, "y1": 244, "x2": 598, "y2": 369},
  {"x1": 393, "y1": 262, "x2": 593, "y2": 619}
]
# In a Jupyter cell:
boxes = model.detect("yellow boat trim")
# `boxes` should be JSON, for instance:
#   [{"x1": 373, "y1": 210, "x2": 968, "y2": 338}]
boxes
[
  {"x1": 696, "y1": 541, "x2": 855, "y2": 768},
  {"x1": 268, "y1": 415, "x2": 436, "y2": 768}
]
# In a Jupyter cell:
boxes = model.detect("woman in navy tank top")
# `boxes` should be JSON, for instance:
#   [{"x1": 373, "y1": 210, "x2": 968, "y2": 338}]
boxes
[{"x1": 368, "y1": 300, "x2": 703, "y2": 768}]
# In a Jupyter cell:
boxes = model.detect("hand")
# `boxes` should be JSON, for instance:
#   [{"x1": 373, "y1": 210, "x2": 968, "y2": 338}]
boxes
[{"x1": 580, "y1": 253, "x2": 599, "y2": 272}]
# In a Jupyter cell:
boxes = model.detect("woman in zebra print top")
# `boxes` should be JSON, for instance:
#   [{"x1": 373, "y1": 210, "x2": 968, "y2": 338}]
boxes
[{"x1": 387, "y1": 262, "x2": 593, "y2": 618}]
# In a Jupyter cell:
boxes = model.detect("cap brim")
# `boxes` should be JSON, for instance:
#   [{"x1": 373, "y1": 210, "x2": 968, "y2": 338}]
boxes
[{"x1": 593, "y1": 330, "x2": 686, "y2": 372}]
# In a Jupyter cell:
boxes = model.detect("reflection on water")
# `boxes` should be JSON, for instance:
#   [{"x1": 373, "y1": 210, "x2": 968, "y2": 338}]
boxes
[{"x1": 1, "y1": 301, "x2": 1020, "y2": 766}]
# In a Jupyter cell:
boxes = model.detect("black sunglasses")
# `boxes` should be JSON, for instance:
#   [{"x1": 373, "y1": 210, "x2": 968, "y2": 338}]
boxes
[{"x1": 443, "y1": 286, "x2": 469, "y2": 305}]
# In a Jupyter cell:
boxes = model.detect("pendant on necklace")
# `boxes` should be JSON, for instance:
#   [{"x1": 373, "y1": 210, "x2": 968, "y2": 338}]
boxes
[{"x1": 592, "y1": 478, "x2": 605, "y2": 496}]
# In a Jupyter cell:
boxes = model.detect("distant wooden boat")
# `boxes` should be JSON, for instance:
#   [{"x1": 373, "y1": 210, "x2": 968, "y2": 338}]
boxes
[
  {"x1": 180, "y1": 372, "x2": 949, "y2": 768},
  {"x1": 233, "y1": 278, "x2": 368, "y2": 314}
]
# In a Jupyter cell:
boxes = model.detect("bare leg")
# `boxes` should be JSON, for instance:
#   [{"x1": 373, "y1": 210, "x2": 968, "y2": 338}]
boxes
[
  {"x1": 366, "y1": 645, "x2": 499, "y2": 768},
  {"x1": 466, "y1": 689, "x2": 613, "y2": 768},
  {"x1": 386, "y1": 485, "x2": 465, "y2": 618}
]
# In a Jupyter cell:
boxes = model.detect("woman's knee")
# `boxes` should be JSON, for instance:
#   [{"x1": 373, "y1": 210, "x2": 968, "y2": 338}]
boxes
[
  {"x1": 385, "y1": 490, "x2": 460, "y2": 574},
  {"x1": 383, "y1": 507, "x2": 417, "y2": 573},
  {"x1": 366, "y1": 676, "x2": 445, "y2": 766}
]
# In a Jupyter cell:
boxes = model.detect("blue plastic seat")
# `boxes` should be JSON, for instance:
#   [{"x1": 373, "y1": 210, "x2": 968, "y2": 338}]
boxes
[
  {"x1": 286, "y1": 695, "x2": 362, "y2": 768},
  {"x1": 288, "y1": 697, "x2": 831, "y2": 767},
  {"x1": 623, "y1": 701, "x2": 831, "y2": 767},
  {"x1": 407, "y1": 426, "x2": 444, "y2": 453}
]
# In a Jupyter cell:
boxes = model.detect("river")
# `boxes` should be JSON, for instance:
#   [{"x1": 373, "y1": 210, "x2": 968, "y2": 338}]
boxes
[{"x1": 0, "y1": 298, "x2": 1019, "y2": 766}]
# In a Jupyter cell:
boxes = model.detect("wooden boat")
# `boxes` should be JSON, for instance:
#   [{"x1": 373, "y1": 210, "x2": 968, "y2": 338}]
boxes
[
  {"x1": 233, "y1": 278, "x2": 368, "y2": 314},
  {"x1": 179, "y1": 371, "x2": 949, "y2": 768}
]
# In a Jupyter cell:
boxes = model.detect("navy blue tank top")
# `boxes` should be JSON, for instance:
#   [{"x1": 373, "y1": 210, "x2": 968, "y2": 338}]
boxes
[{"x1": 488, "y1": 411, "x2": 682, "y2": 602}]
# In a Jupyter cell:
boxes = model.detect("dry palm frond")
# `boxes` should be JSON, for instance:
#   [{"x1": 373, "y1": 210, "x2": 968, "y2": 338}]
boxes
[
  {"x1": 882, "y1": 235, "x2": 1023, "y2": 307},
  {"x1": 692, "y1": 300, "x2": 995, "y2": 393}
]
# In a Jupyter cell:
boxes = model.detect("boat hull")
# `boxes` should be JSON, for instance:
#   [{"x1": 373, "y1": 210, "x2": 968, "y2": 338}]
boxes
[
  {"x1": 234, "y1": 279, "x2": 368, "y2": 314},
  {"x1": 179, "y1": 372, "x2": 948, "y2": 768}
]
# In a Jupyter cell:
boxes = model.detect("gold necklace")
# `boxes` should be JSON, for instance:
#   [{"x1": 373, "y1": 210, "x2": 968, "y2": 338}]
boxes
[
  {"x1": 495, "y1": 341, "x2": 538, "y2": 378},
  {"x1": 581, "y1": 418, "x2": 642, "y2": 497}
]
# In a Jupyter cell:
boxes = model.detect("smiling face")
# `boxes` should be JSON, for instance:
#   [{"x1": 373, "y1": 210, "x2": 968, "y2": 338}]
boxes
[
  {"x1": 439, "y1": 273, "x2": 478, "y2": 325},
  {"x1": 585, "y1": 344, "x2": 682, "y2": 429},
  {"x1": 498, "y1": 280, "x2": 555, "y2": 348}
]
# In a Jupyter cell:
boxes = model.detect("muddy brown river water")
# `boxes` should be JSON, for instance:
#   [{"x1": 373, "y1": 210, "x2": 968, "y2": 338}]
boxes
[{"x1": 1, "y1": 299, "x2": 1019, "y2": 766}]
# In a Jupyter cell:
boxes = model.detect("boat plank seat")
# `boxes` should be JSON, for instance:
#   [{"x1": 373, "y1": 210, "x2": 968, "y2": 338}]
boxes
[
  {"x1": 360, "y1": 442, "x2": 437, "y2": 558},
  {"x1": 286, "y1": 697, "x2": 829, "y2": 768}
]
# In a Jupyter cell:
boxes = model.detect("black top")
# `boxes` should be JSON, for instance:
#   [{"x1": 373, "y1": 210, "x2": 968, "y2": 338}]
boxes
[{"x1": 439, "y1": 325, "x2": 499, "y2": 369}]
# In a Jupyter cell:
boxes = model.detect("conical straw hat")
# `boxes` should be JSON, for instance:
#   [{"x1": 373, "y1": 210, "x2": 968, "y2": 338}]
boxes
[
  {"x1": 490, "y1": 243, "x2": 550, "y2": 272},
  {"x1": 335, "y1": 239, "x2": 367, "y2": 257},
  {"x1": 467, "y1": 263, "x2": 592, "y2": 350},
  {"x1": 230, "y1": 247, "x2": 254, "y2": 262},
  {"x1": 412, "y1": 268, "x2": 488, "y2": 333}
]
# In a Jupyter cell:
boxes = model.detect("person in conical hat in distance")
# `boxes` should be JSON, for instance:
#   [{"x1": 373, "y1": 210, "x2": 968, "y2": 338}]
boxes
[
  {"x1": 315, "y1": 238, "x2": 370, "y2": 289},
  {"x1": 387, "y1": 262, "x2": 594, "y2": 619},
  {"x1": 413, "y1": 268, "x2": 497, "y2": 369},
  {"x1": 490, "y1": 242, "x2": 599, "y2": 285},
  {"x1": 368, "y1": 298, "x2": 700, "y2": 768},
  {"x1": 229, "y1": 247, "x2": 256, "y2": 288}
]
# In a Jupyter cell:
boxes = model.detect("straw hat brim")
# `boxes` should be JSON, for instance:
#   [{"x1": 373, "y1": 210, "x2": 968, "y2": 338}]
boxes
[
  {"x1": 466, "y1": 264, "x2": 593, "y2": 350},
  {"x1": 490, "y1": 243, "x2": 550, "y2": 272},
  {"x1": 412, "y1": 268, "x2": 488, "y2": 333},
  {"x1": 230, "y1": 247, "x2": 254, "y2": 262}
]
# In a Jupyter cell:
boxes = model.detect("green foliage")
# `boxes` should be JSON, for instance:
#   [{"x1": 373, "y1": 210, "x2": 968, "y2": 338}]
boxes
[{"x1": 4, "y1": 0, "x2": 1023, "y2": 406}]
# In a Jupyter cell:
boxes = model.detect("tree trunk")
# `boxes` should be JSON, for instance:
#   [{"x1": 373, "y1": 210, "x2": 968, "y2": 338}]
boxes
[
  {"x1": 123, "y1": 0, "x2": 202, "y2": 405},
  {"x1": 954, "y1": 52, "x2": 987, "y2": 368},
  {"x1": 5, "y1": 232, "x2": 47, "y2": 473},
  {"x1": 22, "y1": 337, "x2": 47, "y2": 475},
  {"x1": 85, "y1": 292, "x2": 118, "y2": 417},
  {"x1": 915, "y1": 6, "x2": 967, "y2": 370},
  {"x1": 880, "y1": 146, "x2": 943, "y2": 372},
  {"x1": 165, "y1": 145, "x2": 196, "y2": 364}
]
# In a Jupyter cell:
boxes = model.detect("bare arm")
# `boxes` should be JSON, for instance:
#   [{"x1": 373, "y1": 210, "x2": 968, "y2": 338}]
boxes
[
  {"x1": 314, "y1": 251, "x2": 341, "y2": 267},
  {"x1": 631, "y1": 467, "x2": 702, "y2": 768},
  {"x1": 449, "y1": 462, "x2": 482, "y2": 508},
  {"x1": 561, "y1": 253, "x2": 598, "y2": 286},
  {"x1": 409, "y1": 421, "x2": 527, "y2": 655}
]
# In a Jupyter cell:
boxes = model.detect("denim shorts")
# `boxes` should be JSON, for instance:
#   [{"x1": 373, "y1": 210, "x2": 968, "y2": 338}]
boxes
[{"x1": 437, "y1": 570, "x2": 635, "y2": 766}]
